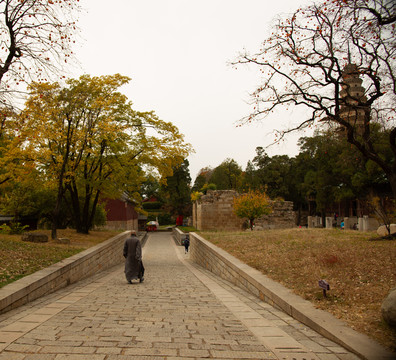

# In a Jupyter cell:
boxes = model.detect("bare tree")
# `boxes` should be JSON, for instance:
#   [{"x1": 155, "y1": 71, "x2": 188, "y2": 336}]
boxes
[
  {"x1": 0, "y1": 0, "x2": 80, "y2": 106},
  {"x1": 234, "y1": 0, "x2": 396, "y2": 196}
]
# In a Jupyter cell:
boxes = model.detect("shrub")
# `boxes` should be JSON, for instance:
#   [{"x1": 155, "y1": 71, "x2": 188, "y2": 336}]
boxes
[{"x1": 0, "y1": 222, "x2": 29, "y2": 235}]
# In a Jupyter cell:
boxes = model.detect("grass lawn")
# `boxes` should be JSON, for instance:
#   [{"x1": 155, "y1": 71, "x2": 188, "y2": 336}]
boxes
[
  {"x1": 0, "y1": 229, "x2": 120, "y2": 288},
  {"x1": 202, "y1": 228, "x2": 396, "y2": 351}
]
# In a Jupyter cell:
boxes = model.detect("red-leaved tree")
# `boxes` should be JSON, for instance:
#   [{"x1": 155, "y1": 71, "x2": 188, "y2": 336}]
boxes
[{"x1": 234, "y1": 0, "x2": 396, "y2": 197}]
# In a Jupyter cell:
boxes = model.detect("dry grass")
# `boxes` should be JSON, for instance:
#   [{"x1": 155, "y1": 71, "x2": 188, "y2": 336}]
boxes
[
  {"x1": 202, "y1": 228, "x2": 396, "y2": 351},
  {"x1": 0, "y1": 229, "x2": 120, "y2": 288}
]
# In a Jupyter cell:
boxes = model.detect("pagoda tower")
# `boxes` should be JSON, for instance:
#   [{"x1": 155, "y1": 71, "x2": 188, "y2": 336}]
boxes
[{"x1": 338, "y1": 63, "x2": 369, "y2": 135}]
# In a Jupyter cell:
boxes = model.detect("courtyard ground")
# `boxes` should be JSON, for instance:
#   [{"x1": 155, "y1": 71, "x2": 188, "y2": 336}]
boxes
[{"x1": 1, "y1": 227, "x2": 395, "y2": 351}]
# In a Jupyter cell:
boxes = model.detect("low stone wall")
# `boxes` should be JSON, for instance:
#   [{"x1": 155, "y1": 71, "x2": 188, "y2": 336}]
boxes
[
  {"x1": 254, "y1": 200, "x2": 295, "y2": 229},
  {"x1": 189, "y1": 232, "x2": 391, "y2": 359},
  {"x1": 0, "y1": 231, "x2": 147, "y2": 314},
  {"x1": 193, "y1": 190, "x2": 295, "y2": 231}
]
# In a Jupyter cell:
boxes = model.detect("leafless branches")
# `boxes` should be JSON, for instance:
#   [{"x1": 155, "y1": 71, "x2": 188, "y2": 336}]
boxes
[
  {"x1": 0, "y1": 0, "x2": 80, "y2": 107},
  {"x1": 233, "y1": 0, "x2": 396, "y2": 194}
]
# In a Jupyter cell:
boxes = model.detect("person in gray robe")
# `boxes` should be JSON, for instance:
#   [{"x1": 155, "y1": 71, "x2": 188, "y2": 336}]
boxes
[{"x1": 123, "y1": 230, "x2": 144, "y2": 283}]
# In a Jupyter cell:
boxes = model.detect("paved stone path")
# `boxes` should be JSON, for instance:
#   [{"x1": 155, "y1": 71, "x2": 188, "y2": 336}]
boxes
[{"x1": 0, "y1": 232, "x2": 360, "y2": 359}]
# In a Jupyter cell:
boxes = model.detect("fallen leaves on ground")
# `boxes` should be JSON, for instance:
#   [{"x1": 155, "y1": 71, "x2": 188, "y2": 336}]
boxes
[
  {"x1": 203, "y1": 228, "x2": 396, "y2": 351},
  {"x1": 0, "y1": 229, "x2": 120, "y2": 288}
]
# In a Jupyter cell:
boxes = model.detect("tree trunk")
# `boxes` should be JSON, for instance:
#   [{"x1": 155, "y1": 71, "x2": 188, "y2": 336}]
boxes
[
  {"x1": 67, "y1": 181, "x2": 82, "y2": 233},
  {"x1": 87, "y1": 190, "x2": 101, "y2": 233},
  {"x1": 51, "y1": 178, "x2": 65, "y2": 240},
  {"x1": 321, "y1": 211, "x2": 326, "y2": 229}
]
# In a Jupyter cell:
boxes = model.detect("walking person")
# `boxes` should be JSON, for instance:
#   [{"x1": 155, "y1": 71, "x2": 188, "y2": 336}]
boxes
[
  {"x1": 123, "y1": 230, "x2": 145, "y2": 283},
  {"x1": 184, "y1": 235, "x2": 190, "y2": 254}
]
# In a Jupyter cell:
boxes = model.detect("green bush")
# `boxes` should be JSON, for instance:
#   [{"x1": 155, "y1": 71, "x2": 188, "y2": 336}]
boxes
[
  {"x1": 158, "y1": 213, "x2": 173, "y2": 224},
  {"x1": 93, "y1": 204, "x2": 107, "y2": 228},
  {"x1": 146, "y1": 213, "x2": 173, "y2": 224},
  {"x1": 0, "y1": 222, "x2": 29, "y2": 235},
  {"x1": 0, "y1": 224, "x2": 10, "y2": 234},
  {"x1": 142, "y1": 201, "x2": 162, "y2": 210}
]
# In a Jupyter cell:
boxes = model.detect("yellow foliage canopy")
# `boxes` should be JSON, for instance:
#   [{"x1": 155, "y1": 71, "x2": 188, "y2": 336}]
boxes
[{"x1": 233, "y1": 190, "x2": 273, "y2": 230}]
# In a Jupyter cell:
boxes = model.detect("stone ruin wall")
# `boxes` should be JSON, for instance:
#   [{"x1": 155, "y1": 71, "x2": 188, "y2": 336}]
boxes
[{"x1": 193, "y1": 190, "x2": 295, "y2": 231}]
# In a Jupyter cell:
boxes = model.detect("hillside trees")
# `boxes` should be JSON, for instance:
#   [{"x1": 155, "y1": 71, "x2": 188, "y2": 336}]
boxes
[
  {"x1": 249, "y1": 147, "x2": 294, "y2": 199},
  {"x1": 296, "y1": 129, "x2": 391, "y2": 221},
  {"x1": 9, "y1": 74, "x2": 192, "y2": 237},
  {"x1": 0, "y1": 0, "x2": 80, "y2": 106},
  {"x1": 235, "y1": 0, "x2": 396, "y2": 197},
  {"x1": 160, "y1": 159, "x2": 192, "y2": 222},
  {"x1": 209, "y1": 158, "x2": 243, "y2": 190},
  {"x1": 192, "y1": 128, "x2": 391, "y2": 225}
]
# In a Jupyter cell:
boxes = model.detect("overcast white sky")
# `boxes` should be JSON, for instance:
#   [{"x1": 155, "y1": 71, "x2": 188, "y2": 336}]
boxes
[{"x1": 73, "y1": 0, "x2": 313, "y2": 181}]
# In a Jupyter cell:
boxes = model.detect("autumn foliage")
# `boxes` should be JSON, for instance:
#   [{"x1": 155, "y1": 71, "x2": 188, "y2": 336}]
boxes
[
  {"x1": 233, "y1": 190, "x2": 272, "y2": 230},
  {"x1": 1, "y1": 74, "x2": 192, "y2": 237}
]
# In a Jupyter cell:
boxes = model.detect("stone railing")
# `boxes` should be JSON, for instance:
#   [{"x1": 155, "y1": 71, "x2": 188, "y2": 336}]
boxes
[
  {"x1": 0, "y1": 231, "x2": 147, "y2": 314},
  {"x1": 189, "y1": 232, "x2": 391, "y2": 360}
]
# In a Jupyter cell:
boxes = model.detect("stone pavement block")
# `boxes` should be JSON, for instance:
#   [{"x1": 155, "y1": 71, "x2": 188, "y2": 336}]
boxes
[
  {"x1": 31, "y1": 307, "x2": 62, "y2": 316},
  {"x1": 190, "y1": 343, "x2": 232, "y2": 351},
  {"x1": 0, "y1": 353, "x2": 25, "y2": 360},
  {"x1": 13, "y1": 337, "x2": 36, "y2": 346},
  {"x1": 40, "y1": 345, "x2": 96, "y2": 354},
  {"x1": 107, "y1": 356, "x2": 165, "y2": 360},
  {"x1": 95, "y1": 346, "x2": 122, "y2": 354},
  {"x1": 210, "y1": 349, "x2": 278, "y2": 359},
  {"x1": 134, "y1": 335, "x2": 172, "y2": 343},
  {"x1": 0, "y1": 331, "x2": 24, "y2": 343},
  {"x1": 261, "y1": 335, "x2": 304, "y2": 348},
  {"x1": 248, "y1": 326, "x2": 288, "y2": 337},
  {"x1": 123, "y1": 347, "x2": 177, "y2": 356},
  {"x1": 179, "y1": 348, "x2": 210, "y2": 357},
  {"x1": 23, "y1": 331, "x2": 58, "y2": 341},
  {"x1": 318, "y1": 354, "x2": 345, "y2": 360},
  {"x1": 55, "y1": 335, "x2": 98, "y2": 342},
  {"x1": 205, "y1": 338, "x2": 239, "y2": 345},
  {"x1": 173, "y1": 336, "x2": 203, "y2": 345},
  {"x1": 54, "y1": 355, "x2": 106, "y2": 360},
  {"x1": 37, "y1": 341, "x2": 83, "y2": 347},
  {"x1": 19, "y1": 314, "x2": 54, "y2": 323},
  {"x1": 82, "y1": 340, "x2": 119, "y2": 347},
  {"x1": 299, "y1": 338, "x2": 332, "y2": 353},
  {"x1": 1, "y1": 321, "x2": 38, "y2": 332},
  {"x1": 23, "y1": 354, "x2": 57, "y2": 360},
  {"x1": 152, "y1": 342, "x2": 189, "y2": 349},
  {"x1": 4, "y1": 343, "x2": 41, "y2": 353},
  {"x1": 118, "y1": 340, "x2": 152, "y2": 348}
]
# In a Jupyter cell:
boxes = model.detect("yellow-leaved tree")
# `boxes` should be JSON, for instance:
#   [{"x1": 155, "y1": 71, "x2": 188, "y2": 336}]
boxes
[
  {"x1": 233, "y1": 190, "x2": 273, "y2": 231},
  {"x1": 12, "y1": 74, "x2": 192, "y2": 238}
]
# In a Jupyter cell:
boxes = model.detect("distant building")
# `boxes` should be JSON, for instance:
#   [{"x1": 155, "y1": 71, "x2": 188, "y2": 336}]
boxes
[
  {"x1": 338, "y1": 63, "x2": 369, "y2": 135},
  {"x1": 103, "y1": 196, "x2": 139, "y2": 231}
]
